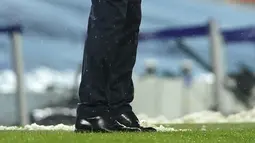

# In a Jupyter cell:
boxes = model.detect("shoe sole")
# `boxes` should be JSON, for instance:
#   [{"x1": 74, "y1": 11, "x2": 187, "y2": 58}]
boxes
[
  {"x1": 140, "y1": 127, "x2": 157, "y2": 132},
  {"x1": 75, "y1": 127, "x2": 141, "y2": 133}
]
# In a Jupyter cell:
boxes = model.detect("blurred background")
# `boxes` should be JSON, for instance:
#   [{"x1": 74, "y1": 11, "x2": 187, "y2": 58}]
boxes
[{"x1": 0, "y1": 0, "x2": 255, "y2": 126}]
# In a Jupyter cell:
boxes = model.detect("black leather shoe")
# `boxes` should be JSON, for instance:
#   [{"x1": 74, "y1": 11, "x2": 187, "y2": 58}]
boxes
[
  {"x1": 114, "y1": 111, "x2": 157, "y2": 132},
  {"x1": 75, "y1": 111, "x2": 141, "y2": 133}
]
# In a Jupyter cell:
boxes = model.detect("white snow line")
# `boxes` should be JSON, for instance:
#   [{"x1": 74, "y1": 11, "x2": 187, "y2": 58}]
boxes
[{"x1": 0, "y1": 123, "x2": 189, "y2": 132}]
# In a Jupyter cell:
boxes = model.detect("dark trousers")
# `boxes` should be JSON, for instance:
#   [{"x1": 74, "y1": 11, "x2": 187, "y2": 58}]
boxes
[{"x1": 78, "y1": 0, "x2": 142, "y2": 115}]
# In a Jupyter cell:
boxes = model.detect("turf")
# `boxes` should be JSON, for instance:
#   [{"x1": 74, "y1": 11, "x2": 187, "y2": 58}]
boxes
[{"x1": 1, "y1": 123, "x2": 255, "y2": 143}]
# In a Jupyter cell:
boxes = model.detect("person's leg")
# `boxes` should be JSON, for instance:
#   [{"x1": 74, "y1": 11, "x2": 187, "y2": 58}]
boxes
[
  {"x1": 108, "y1": 0, "x2": 156, "y2": 132},
  {"x1": 75, "y1": 0, "x2": 140, "y2": 132},
  {"x1": 107, "y1": 0, "x2": 141, "y2": 114}
]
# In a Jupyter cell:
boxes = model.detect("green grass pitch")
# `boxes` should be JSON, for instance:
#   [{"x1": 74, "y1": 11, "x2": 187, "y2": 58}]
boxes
[{"x1": 1, "y1": 123, "x2": 255, "y2": 143}]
